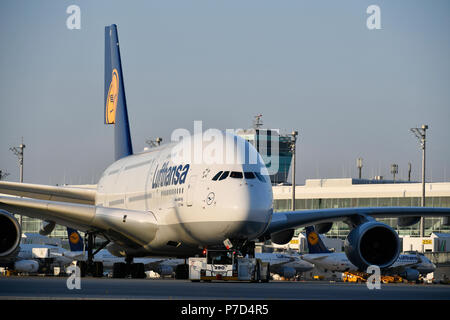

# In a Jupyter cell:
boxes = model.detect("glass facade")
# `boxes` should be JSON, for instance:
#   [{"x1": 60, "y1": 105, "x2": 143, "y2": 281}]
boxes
[
  {"x1": 236, "y1": 128, "x2": 293, "y2": 184},
  {"x1": 274, "y1": 196, "x2": 450, "y2": 239},
  {"x1": 16, "y1": 215, "x2": 70, "y2": 240}
]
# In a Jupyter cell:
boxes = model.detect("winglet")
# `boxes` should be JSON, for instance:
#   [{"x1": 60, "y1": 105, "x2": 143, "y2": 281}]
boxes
[{"x1": 105, "y1": 24, "x2": 133, "y2": 160}]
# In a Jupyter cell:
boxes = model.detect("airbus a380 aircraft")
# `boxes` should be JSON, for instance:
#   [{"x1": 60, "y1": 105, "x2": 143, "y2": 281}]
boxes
[{"x1": 0, "y1": 24, "x2": 449, "y2": 279}]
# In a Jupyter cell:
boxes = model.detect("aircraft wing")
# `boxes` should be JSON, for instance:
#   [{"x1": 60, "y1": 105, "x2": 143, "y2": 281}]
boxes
[
  {"x1": 301, "y1": 254, "x2": 328, "y2": 261},
  {"x1": 0, "y1": 195, "x2": 158, "y2": 248},
  {"x1": 265, "y1": 207, "x2": 450, "y2": 235},
  {"x1": 0, "y1": 195, "x2": 96, "y2": 233},
  {"x1": 0, "y1": 181, "x2": 96, "y2": 205}
]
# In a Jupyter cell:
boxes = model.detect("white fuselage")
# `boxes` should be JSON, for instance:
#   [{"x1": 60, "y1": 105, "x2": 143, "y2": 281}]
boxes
[
  {"x1": 16, "y1": 244, "x2": 74, "y2": 267},
  {"x1": 256, "y1": 252, "x2": 314, "y2": 273},
  {"x1": 95, "y1": 134, "x2": 273, "y2": 257}
]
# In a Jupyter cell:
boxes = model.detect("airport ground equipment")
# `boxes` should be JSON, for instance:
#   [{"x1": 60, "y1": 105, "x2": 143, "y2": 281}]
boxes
[
  {"x1": 342, "y1": 271, "x2": 403, "y2": 284},
  {"x1": 189, "y1": 249, "x2": 270, "y2": 282}
]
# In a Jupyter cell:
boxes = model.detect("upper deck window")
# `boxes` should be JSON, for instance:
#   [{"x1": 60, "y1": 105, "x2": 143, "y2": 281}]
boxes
[
  {"x1": 218, "y1": 171, "x2": 230, "y2": 181},
  {"x1": 244, "y1": 172, "x2": 255, "y2": 179},
  {"x1": 212, "y1": 171, "x2": 223, "y2": 181},
  {"x1": 230, "y1": 171, "x2": 243, "y2": 179}
]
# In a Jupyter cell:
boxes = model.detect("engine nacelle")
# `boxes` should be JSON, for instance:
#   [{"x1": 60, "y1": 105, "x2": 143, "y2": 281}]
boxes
[
  {"x1": 0, "y1": 210, "x2": 21, "y2": 259},
  {"x1": 271, "y1": 229, "x2": 295, "y2": 245},
  {"x1": 14, "y1": 260, "x2": 39, "y2": 273},
  {"x1": 344, "y1": 222, "x2": 400, "y2": 270},
  {"x1": 399, "y1": 268, "x2": 420, "y2": 281},
  {"x1": 314, "y1": 222, "x2": 333, "y2": 234},
  {"x1": 397, "y1": 217, "x2": 421, "y2": 228},
  {"x1": 39, "y1": 221, "x2": 56, "y2": 236},
  {"x1": 280, "y1": 266, "x2": 296, "y2": 279}
]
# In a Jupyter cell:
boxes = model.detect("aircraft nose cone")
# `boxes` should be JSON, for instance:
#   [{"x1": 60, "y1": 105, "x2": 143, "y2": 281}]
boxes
[{"x1": 222, "y1": 183, "x2": 272, "y2": 239}]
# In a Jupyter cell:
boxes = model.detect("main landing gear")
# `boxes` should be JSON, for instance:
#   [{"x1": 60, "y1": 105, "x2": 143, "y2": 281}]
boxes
[
  {"x1": 76, "y1": 233, "x2": 106, "y2": 278},
  {"x1": 75, "y1": 232, "x2": 145, "y2": 279},
  {"x1": 112, "y1": 256, "x2": 146, "y2": 279}
]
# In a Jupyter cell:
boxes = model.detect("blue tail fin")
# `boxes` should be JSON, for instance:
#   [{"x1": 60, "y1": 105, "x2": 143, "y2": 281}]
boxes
[
  {"x1": 305, "y1": 226, "x2": 331, "y2": 254},
  {"x1": 104, "y1": 24, "x2": 133, "y2": 160},
  {"x1": 67, "y1": 228, "x2": 84, "y2": 251}
]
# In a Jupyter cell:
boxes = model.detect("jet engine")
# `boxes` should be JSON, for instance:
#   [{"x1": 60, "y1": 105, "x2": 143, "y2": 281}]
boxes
[
  {"x1": 14, "y1": 260, "x2": 39, "y2": 273},
  {"x1": 400, "y1": 268, "x2": 420, "y2": 281},
  {"x1": 344, "y1": 221, "x2": 400, "y2": 270},
  {"x1": 39, "y1": 221, "x2": 56, "y2": 236},
  {"x1": 0, "y1": 210, "x2": 21, "y2": 259},
  {"x1": 270, "y1": 229, "x2": 295, "y2": 245}
]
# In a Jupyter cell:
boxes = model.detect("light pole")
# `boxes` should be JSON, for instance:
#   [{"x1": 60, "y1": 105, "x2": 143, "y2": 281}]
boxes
[
  {"x1": 390, "y1": 164, "x2": 398, "y2": 183},
  {"x1": 290, "y1": 131, "x2": 298, "y2": 211},
  {"x1": 410, "y1": 125, "x2": 428, "y2": 237},
  {"x1": 146, "y1": 137, "x2": 162, "y2": 148},
  {"x1": 9, "y1": 138, "x2": 26, "y2": 226},
  {"x1": 357, "y1": 157, "x2": 363, "y2": 179},
  {"x1": 408, "y1": 162, "x2": 412, "y2": 182},
  {"x1": 9, "y1": 139, "x2": 25, "y2": 184},
  {"x1": 0, "y1": 170, "x2": 10, "y2": 180}
]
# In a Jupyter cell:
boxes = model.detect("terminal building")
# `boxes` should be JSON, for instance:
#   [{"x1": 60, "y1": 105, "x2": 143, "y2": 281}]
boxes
[{"x1": 273, "y1": 178, "x2": 450, "y2": 239}]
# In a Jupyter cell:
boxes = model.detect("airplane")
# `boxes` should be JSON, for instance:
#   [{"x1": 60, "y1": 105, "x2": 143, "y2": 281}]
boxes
[
  {"x1": 255, "y1": 252, "x2": 314, "y2": 279},
  {"x1": 301, "y1": 226, "x2": 436, "y2": 281},
  {"x1": 0, "y1": 224, "x2": 82, "y2": 274},
  {"x1": 0, "y1": 24, "x2": 449, "y2": 280}
]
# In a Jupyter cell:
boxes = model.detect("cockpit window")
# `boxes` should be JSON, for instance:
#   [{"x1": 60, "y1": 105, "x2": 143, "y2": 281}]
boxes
[
  {"x1": 212, "y1": 171, "x2": 223, "y2": 181},
  {"x1": 244, "y1": 172, "x2": 255, "y2": 179},
  {"x1": 218, "y1": 171, "x2": 230, "y2": 181},
  {"x1": 254, "y1": 172, "x2": 266, "y2": 182},
  {"x1": 230, "y1": 171, "x2": 243, "y2": 179}
]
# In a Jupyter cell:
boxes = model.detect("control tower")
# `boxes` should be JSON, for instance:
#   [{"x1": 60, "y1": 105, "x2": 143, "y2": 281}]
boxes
[{"x1": 236, "y1": 115, "x2": 293, "y2": 185}]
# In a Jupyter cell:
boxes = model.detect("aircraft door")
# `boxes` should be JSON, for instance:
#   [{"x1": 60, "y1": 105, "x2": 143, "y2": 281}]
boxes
[{"x1": 186, "y1": 175, "x2": 197, "y2": 207}]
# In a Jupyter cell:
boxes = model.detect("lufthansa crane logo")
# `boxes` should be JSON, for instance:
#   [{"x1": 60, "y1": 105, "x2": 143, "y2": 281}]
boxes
[
  {"x1": 105, "y1": 68, "x2": 119, "y2": 124},
  {"x1": 69, "y1": 232, "x2": 80, "y2": 245},
  {"x1": 307, "y1": 231, "x2": 319, "y2": 245}
]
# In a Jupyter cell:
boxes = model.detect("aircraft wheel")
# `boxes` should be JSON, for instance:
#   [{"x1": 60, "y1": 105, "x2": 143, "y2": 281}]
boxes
[
  {"x1": 131, "y1": 263, "x2": 146, "y2": 279},
  {"x1": 112, "y1": 262, "x2": 127, "y2": 278},
  {"x1": 175, "y1": 264, "x2": 189, "y2": 279},
  {"x1": 262, "y1": 263, "x2": 270, "y2": 283},
  {"x1": 93, "y1": 261, "x2": 104, "y2": 277},
  {"x1": 77, "y1": 261, "x2": 87, "y2": 277}
]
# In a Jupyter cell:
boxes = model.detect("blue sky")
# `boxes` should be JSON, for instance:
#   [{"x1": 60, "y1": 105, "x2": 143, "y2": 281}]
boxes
[{"x1": 1, "y1": 0, "x2": 449, "y2": 185}]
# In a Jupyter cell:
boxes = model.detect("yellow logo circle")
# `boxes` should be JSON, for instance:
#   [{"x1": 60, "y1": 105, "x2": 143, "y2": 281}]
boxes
[
  {"x1": 69, "y1": 232, "x2": 80, "y2": 245},
  {"x1": 308, "y1": 231, "x2": 319, "y2": 245},
  {"x1": 105, "y1": 68, "x2": 119, "y2": 124}
]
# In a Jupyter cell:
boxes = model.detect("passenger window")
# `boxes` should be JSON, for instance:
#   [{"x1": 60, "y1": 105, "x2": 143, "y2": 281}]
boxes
[
  {"x1": 254, "y1": 172, "x2": 266, "y2": 182},
  {"x1": 244, "y1": 172, "x2": 255, "y2": 179},
  {"x1": 218, "y1": 171, "x2": 229, "y2": 181},
  {"x1": 230, "y1": 171, "x2": 243, "y2": 179},
  {"x1": 212, "y1": 171, "x2": 223, "y2": 181}
]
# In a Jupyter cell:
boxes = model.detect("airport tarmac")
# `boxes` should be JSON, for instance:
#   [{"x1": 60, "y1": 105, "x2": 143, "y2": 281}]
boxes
[{"x1": 0, "y1": 276, "x2": 449, "y2": 300}]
